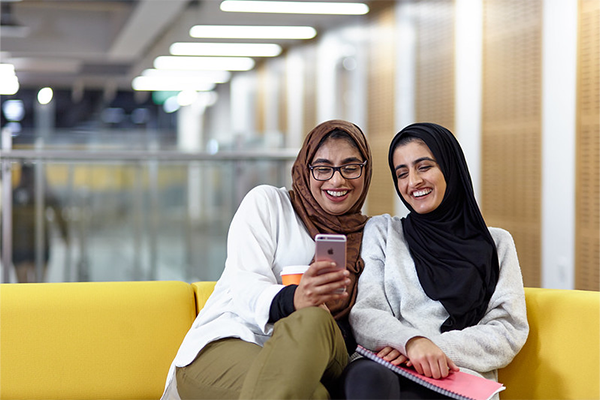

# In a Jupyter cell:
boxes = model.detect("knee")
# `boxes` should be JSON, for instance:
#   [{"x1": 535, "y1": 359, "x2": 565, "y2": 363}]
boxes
[
  {"x1": 272, "y1": 307, "x2": 340, "y2": 345},
  {"x1": 295, "y1": 306, "x2": 333, "y2": 322},
  {"x1": 277, "y1": 307, "x2": 335, "y2": 333}
]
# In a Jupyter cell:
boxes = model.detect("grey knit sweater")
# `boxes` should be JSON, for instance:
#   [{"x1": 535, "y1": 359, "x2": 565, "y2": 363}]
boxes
[{"x1": 350, "y1": 214, "x2": 529, "y2": 385}]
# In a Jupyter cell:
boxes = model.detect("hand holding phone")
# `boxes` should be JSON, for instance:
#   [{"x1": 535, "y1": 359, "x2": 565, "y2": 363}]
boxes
[
  {"x1": 315, "y1": 234, "x2": 347, "y2": 270},
  {"x1": 293, "y1": 234, "x2": 349, "y2": 309}
]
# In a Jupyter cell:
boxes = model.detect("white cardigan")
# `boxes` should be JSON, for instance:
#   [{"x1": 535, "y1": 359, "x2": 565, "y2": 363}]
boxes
[
  {"x1": 350, "y1": 214, "x2": 529, "y2": 384},
  {"x1": 161, "y1": 185, "x2": 315, "y2": 399}
]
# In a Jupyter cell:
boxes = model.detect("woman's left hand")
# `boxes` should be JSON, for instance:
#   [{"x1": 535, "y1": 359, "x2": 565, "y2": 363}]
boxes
[{"x1": 405, "y1": 337, "x2": 459, "y2": 379}]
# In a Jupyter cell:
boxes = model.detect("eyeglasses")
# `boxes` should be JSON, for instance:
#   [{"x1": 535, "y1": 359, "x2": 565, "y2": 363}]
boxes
[{"x1": 308, "y1": 160, "x2": 367, "y2": 181}]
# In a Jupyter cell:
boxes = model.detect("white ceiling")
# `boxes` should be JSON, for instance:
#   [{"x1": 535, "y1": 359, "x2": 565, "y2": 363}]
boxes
[{"x1": 0, "y1": 0, "x2": 371, "y2": 91}]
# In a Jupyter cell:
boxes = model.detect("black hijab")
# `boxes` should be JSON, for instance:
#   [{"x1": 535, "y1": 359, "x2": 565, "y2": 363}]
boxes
[{"x1": 388, "y1": 123, "x2": 499, "y2": 332}]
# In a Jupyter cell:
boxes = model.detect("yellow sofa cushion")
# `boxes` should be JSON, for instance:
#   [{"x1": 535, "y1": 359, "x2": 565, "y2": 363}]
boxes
[
  {"x1": 499, "y1": 287, "x2": 600, "y2": 400},
  {"x1": 0, "y1": 281, "x2": 196, "y2": 400},
  {"x1": 192, "y1": 281, "x2": 217, "y2": 312}
]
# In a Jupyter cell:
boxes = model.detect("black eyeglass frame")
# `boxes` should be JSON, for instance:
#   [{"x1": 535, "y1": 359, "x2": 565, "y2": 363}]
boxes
[{"x1": 308, "y1": 160, "x2": 368, "y2": 181}]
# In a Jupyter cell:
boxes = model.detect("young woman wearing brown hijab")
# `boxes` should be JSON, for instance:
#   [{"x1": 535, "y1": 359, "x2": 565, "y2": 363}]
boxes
[{"x1": 160, "y1": 120, "x2": 372, "y2": 400}]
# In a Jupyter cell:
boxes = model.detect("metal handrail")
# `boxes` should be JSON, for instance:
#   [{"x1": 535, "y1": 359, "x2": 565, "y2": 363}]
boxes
[{"x1": 0, "y1": 148, "x2": 299, "y2": 162}]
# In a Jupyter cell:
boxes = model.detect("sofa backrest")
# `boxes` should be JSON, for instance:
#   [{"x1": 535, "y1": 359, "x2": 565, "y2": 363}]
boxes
[
  {"x1": 0, "y1": 281, "x2": 196, "y2": 400},
  {"x1": 498, "y1": 287, "x2": 600, "y2": 399},
  {"x1": 192, "y1": 281, "x2": 217, "y2": 312}
]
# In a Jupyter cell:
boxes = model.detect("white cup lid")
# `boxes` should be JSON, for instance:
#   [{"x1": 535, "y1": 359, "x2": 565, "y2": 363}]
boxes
[{"x1": 280, "y1": 265, "x2": 309, "y2": 276}]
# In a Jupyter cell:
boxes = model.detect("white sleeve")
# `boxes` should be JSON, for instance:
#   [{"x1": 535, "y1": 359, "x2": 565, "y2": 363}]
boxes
[
  {"x1": 350, "y1": 216, "x2": 423, "y2": 353},
  {"x1": 224, "y1": 186, "x2": 287, "y2": 335},
  {"x1": 433, "y1": 229, "x2": 530, "y2": 372}
]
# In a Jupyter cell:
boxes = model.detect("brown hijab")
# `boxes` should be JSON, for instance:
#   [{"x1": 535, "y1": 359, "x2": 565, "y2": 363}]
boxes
[{"x1": 289, "y1": 119, "x2": 372, "y2": 319}]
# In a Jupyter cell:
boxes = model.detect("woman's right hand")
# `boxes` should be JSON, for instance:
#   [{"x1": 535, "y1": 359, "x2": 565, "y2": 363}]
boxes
[
  {"x1": 293, "y1": 260, "x2": 350, "y2": 310},
  {"x1": 377, "y1": 346, "x2": 408, "y2": 366}
]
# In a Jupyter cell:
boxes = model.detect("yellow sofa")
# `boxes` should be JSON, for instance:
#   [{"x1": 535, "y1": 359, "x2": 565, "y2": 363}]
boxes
[
  {"x1": 0, "y1": 281, "x2": 197, "y2": 400},
  {"x1": 498, "y1": 288, "x2": 600, "y2": 400},
  {"x1": 1, "y1": 282, "x2": 598, "y2": 400}
]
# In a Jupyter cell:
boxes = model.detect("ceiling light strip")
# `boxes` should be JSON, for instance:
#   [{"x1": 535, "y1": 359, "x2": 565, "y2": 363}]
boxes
[
  {"x1": 141, "y1": 69, "x2": 232, "y2": 82},
  {"x1": 154, "y1": 56, "x2": 255, "y2": 71},
  {"x1": 189, "y1": 25, "x2": 316, "y2": 39},
  {"x1": 0, "y1": 63, "x2": 19, "y2": 95},
  {"x1": 170, "y1": 42, "x2": 282, "y2": 57},
  {"x1": 132, "y1": 76, "x2": 217, "y2": 92},
  {"x1": 220, "y1": 1, "x2": 369, "y2": 15}
]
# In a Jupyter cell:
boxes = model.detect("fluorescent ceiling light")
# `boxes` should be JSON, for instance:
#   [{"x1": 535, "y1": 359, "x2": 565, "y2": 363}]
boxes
[
  {"x1": 2, "y1": 99, "x2": 25, "y2": 121},
  {"x1": 153, "y1": 56, "x2": 254, "y2": 72},
  {"x1": 154, "y1": 56, "x2": 255, "y2": 71},
  {"x1": 177, "y1": 90, "x2": 198, "y2": 107},
  {"x1": 176, "y1": 90, "x2": 219, "y2": 108},
  {"x1": 0, "y1": 63, "x2": 16, "y2": 75},
  {"x1": 170, "y1": 42, "x2": 282, "y2": 57},
  {"x1": 0, "y1": 63, "x2": 19, "y2": 95},
  {"x1": 141, "y1": 69, "x2": 231, "y2": 83},
  {"x1": 220, "y1": 1, "x2": 369, "y2": 15},
  {"x1": 132, "y1": 76, "x2": 217, "y2": 92},
  {"x1": 0, "y1": 76, "x2": 19, "y2": 95},
  {"x1": 163, "y1": 97, "x2": 180, "y2": 113},
  {"x1": 189, "y1": 25, "x2": 316, "y2": 39},
  {"x1": 37, "y1": 87, "x2": 53, "y2": 105}
]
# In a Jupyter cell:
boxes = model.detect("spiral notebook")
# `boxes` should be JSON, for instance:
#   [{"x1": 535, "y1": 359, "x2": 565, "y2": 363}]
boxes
[{"x1": 356, "y1": 345, "x2": 505, "y2": 400}]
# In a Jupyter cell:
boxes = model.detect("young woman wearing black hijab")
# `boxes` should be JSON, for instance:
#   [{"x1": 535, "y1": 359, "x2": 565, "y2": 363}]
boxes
[{"x1": 341, "y1": 123, "x2": 529, "y2": 400}]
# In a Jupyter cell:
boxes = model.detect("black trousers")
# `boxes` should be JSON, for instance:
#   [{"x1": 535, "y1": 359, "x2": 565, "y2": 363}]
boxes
[{"x1": 336, "y1": 358, "x2": 453, "y2": 400}]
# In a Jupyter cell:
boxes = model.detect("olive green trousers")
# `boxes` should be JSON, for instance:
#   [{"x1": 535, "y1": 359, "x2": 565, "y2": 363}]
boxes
[{"x1": 175, "y1": 307, "x2": 348, "y2": 399}]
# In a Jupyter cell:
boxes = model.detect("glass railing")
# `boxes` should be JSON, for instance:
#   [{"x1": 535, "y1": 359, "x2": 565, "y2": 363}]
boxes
[{"x1": 0, "y1": 129, "x2": 298, "y2": 284}]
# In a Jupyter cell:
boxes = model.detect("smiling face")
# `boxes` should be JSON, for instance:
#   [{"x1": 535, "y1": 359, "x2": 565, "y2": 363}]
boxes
[
  {"x1": 392, "y1": 139, "x2": 447, "y2": 214},
  {"x1": 309, "y1": 137, "x2": 365, "y2": 216}
]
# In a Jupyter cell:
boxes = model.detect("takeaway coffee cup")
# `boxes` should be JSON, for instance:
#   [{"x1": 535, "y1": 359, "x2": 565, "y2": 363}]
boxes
[{"x1": 280, "y1": 265, "x2": 309, "y2": 286}]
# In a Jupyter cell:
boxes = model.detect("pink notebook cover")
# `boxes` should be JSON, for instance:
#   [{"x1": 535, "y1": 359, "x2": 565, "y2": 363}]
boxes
[{"x1": 356, "y1": 345, "x2": 505, "y2": 400}]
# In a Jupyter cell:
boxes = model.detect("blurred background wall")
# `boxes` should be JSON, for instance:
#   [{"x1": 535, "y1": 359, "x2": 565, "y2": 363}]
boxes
[{"x1": 0, "y1": 0, "x2": 598, "y2": 290}]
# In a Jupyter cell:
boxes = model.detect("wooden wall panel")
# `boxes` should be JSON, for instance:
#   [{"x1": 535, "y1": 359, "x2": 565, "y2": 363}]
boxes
[
  {"x1": 415, "y1": 0, "x2": 455, "y2": 130},
  {"x1": 302, "y1": 45, "x2": 318, "y2": 138},
  {"x1": 576, "y1": 0, "x2": 600, "y2": 290},
  {"x1": 365, "y1": 1, "x2": 396, "y2": 216},
  {"x1": 279, "y1": 61, "x2": 288, "y2": 135},
  {"x1": 481, "y1": 0, "x2": 543, "y2": 287},
  {"x1": 256, "y1": 62, "x2": 267, "y2": 134}
]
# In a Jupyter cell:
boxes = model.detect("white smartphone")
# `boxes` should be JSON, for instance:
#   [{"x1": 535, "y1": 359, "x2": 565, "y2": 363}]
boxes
[{"x1": 315, "y1": 234, "x2": 347, "y2": 271}]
